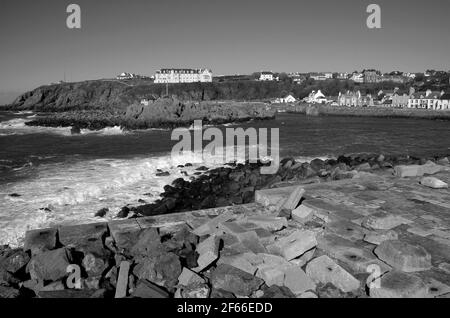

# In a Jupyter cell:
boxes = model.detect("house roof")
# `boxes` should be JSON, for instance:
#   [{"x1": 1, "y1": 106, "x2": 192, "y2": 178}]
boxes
[
  {"x1": 261, "y1": 71, "x2": 274, "y2": 75},
  {"x1": 440, "y1": 93, "x2": 450, "y2": 100},
  {"x1": 411, "y1": 91, "x2": 442, "y2": 99}
]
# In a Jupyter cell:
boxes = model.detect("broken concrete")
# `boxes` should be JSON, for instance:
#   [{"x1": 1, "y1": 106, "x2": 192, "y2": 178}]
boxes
[
  {"x1": 305, "y1": 255, "x2": 360, "y2": 293},
  {"x1": 374, "y1": 240, "x2": 432, "y2": 272},
  {"x1": 369, "y1": 271, "x2": 428, "y2": 298}
]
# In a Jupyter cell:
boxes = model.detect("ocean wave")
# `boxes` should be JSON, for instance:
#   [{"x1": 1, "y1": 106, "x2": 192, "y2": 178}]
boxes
[
  {"x1": 0, "y1": 118, "x2": 126, "y2": 136},
  {"x1": 0, "y1": 152, "x2": 225, "y2": 246},
  {"x1": 0, "y1": 144, "x2": 283, "y2": 246},
  {"x1": 80, "y1": 126, "x2": 126, "y2": 136},
  {"x1": 13, "y1": 111, "x2": 34, "y2": 115}
]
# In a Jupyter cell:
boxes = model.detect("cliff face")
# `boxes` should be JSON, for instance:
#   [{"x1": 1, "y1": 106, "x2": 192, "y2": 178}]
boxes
[
  {"x1": 6, "y1": 79, "x2": 296, "y2": 112},
  {"x1": 9, "y1": 81, "x2": 132, "y2": 111}
]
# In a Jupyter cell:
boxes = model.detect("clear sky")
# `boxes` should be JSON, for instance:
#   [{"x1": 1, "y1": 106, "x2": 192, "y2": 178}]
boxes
[{"x1": 0, "y1": 0, "x2": 449, "y2": 102}]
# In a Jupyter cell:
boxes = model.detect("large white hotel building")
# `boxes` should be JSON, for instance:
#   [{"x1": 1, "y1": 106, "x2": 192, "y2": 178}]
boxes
[{"x1": 154, "y1": 68, "x2": 213, "y2": 83}]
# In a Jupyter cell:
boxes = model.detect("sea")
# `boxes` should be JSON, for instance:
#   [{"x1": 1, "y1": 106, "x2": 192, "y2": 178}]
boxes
[{"x1": 0, "y1": 110, "x2": 449, "y2": 246}]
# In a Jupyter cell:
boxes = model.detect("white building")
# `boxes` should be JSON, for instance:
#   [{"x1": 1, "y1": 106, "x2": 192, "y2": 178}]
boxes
[
  {"x1": 273, "y1": 94, "x2": 296, "y2": 104},
  {"x1": 310, "y1": 73, "x2": 333, "y2": 81},
  {"x1": 350, "y1": 73, "x2": 364, "y2": 83},
  {"x1": 117, "y1": 72, "x2": 138, "y2": 80},
  {"x1": 259, "y1": 71, "x2": 275, "y2": 81},
  {"x1": 304, "y1": 90, "x2": 329, "y2": 104},
  {"x1": 408, "y1": 90, "x2": 449, "y2": 110},
  {"x1": 154, "y1": 68, "x2": 212, "y2": 83}
]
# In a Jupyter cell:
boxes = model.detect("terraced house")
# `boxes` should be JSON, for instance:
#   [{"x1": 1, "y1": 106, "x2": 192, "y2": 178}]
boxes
[
  {"x1": 338, "y1": 90, "x2": 374, "y2": 107},
  {"x1": 154, "y1": 68, "x2": 213, "y2": 83},
  {"x1": 407, "y1": 90, "x2": 449, "y2": 110}
]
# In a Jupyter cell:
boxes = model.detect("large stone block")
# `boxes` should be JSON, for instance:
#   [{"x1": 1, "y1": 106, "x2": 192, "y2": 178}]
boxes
[
  {"x1": 364, "y1": 230, "x2": 398, "y2": 245},
  {"x1": 27, "y1": 248, "x2": 74, "y2": 282},
  {"x1": 59, "y1": 222, "x2": 108, "y2": 254},
  {"x1": 217, "y1": 253, "x2": 258, "y2": 275},
  {"x1": 193, "y1": 235, "x2": 219, "y2": 272},
  {"x1": 255, "y1": 186, "x2": 299, "y2": 207},
  {"x1": 291, "y1": 205, "x2": 315, "y2": 224},
  {"x1": 210, "y1": 264, "x2": 264, "y2": 297},
  {"x1": 243, "y1": 216, "x2": 288, "y2": 232},
  {"x1": 0, "y1": 249, "x2": 30, "y2": 274},
  {"x1": 108, "y1": 219, "x2": 142, "y2": 251},
  {"x1": 130, "y1": 227, "x2": 162, "y2": 257},
  {"x1": 23, "y1": 228, "x2": 57, "y2": 255},
  {"x1": 192, "y1": 210, "x2": 235, "y2": 236},
  {"x1": 374, "y1": 240, "x2": 432, "y2": 272},
  {"x1": 420, "y1": 177, "x2": 448, "y2": 189},
  {"x1": 282, "y1": 186, "x2": 305, "y2": 210},
  {"x1": 132, "y1": 279, "x2": 170, "y2": 298},
  {"x1": 283, "y1": 266, "x2": 316, "y2": 296},
  {"x1": 394, "y1": 162, "x2": 445, "y2": 178},
  {"x1": 369, "y1": 271, "x2": 428, "y2": 298},
  {"x1": 318, "y1": 233, "x2": 391, "y2": 275},
  {"x1": 267, "y1": 230, "x2": 317, "y2": 261},
  {"x1": 362, "y1": 212, "x2": 412, "y2": 230},
  {"x1": 305, "y1": 255, "x2": 360, "y2": 293}
]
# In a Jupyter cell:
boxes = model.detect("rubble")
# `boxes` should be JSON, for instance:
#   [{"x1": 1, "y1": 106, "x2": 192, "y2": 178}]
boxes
[
  {"x1": 4, "y1": 161, "x2": 450, "y2": 298},
  {"x1": 210, "y1": 264, "x2": 264, "y2": 297},
  {"x1": 305, "y1": 255, "x2": 360, "y2": 293}
]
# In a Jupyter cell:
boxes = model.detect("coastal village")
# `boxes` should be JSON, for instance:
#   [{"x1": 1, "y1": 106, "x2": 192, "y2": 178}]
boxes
[{"x1": 115, "y1": 68, "x2": 450, "y2": 111}]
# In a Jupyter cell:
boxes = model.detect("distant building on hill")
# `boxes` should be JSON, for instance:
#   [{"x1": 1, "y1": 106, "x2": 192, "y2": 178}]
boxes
[
  {"x1": 350, "y1": 72, "x2": 364, "y2": 83},
  {"x1": 154, "y1": 68, "x2": 212, "y2": 83},
  {"x1": 117, "y1": 72, "x2": 138, "y2": 80},
  {"x1": 259, "y1": 71, "x2": 275, "y2": 81},
  {"x1": 288, "y1": 73, "x2": 306, "y2": 84},
  {"x1": 363, "y1": 70, "x2": 380, "y2": 83},
  {"x1": 336, "y1": 72, "x2": 350, "y2": 80},
  {"x1": 309, "y1": 72, "x2": 333, "y2": 81}
]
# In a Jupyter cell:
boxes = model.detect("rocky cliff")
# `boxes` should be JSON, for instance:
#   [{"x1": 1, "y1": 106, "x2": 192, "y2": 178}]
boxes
[{"x1": 5, "y1": 79, "x2": 291, "y2": 112}]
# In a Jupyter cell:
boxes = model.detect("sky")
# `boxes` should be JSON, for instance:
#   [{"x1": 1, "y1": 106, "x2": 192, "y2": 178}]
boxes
[{"x1": 0, "y1": 0, "x2": 449, "y2": 103}]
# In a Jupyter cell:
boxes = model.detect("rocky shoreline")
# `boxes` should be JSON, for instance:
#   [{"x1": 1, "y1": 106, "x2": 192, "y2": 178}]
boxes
[
  {"x1": 1, "y1": 152, "x2": 449, "y2": 298},
  {"x1": 22, "y1": 98, "x2": 275, "y2": 131}
]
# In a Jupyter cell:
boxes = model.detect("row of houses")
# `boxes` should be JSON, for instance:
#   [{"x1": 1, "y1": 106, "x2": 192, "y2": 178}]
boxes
[
  {"x1": 272, "y1": 88, "x2": 450, "y2": 110},
  {"x1": 337, "y1": 89, "x2": 450, "y2": 110}
]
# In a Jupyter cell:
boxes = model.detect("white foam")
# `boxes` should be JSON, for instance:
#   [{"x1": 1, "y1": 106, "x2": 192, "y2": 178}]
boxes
[
  {"x1": 0, "y1": 151, "x2": 226, "y2": 247},
  {"x1": 0, "y1": 118, "x2": 126, "y2": 136},
  {"x1": 0, "y1": 143, "x2": 282, "y2": 247}
]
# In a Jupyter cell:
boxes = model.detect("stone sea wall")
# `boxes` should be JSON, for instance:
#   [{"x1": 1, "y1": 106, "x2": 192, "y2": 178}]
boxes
[
  {"x1": 278, "y1": 103, "x2": 450, "y2": 120},
  {"x1": 1, "y1": 153, "x2": 449, "y2": 298}
]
